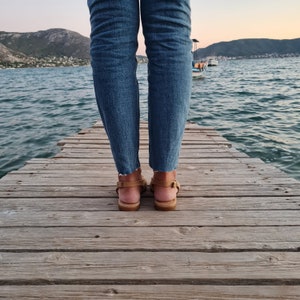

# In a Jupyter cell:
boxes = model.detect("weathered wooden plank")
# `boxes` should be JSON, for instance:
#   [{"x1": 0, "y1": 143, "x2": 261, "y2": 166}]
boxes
[
  {"x1": 55, "y1": 149, "x2": 248, "y2": 158},
  {"x1": 57, "y1": 140, "x2": 232, "y2": 148},
  {"x1": 59, "y1": 143, "x2": 232, "y2": 150},
  {"x1": 57, "y1": 135, "x2": 230, "y2": 143},
  {"x1": 1, "y1": 178, "x2": 296, "y2": 187},
  {"x1": 1, "y1": 172, "x2": 296, "y2": 185},
  {"x1": 59, "y1": 129, "x2": 222, "y2": 138},
  {"x1": 1, "y1": 196, "x2": 299, "y2": 211},
  {"x1": 76, "y1": 127, "x2": 219, "y2": 133},
  {"x1": 1, "y1": 252, "x2": 300, "y2": 283},
  {"x1": 1, "y1": 184, "x2": 299, "y2": 198},
  {"x1": 3, "y1": 170, "x2": 290, "y2": 182},
  {"x1": 1, "y1": 210, "x2": 300, "y2": 227},
  {"x1": 62, "y1": 134, "x2": 225, "y2": 143},
  {"x1": 72, "y1": 129, "x2": 221, "y2": 136},
  {"x1": 72, "y1": 129, "x2": 221, "y2": 139},
  {"x1": 16, "y1": 161, "x2": 287, "y2": 178},
  {"x1": 1, "y1": 285, "x2": 299, "y2": 300},
  {"x1": 19, "y1": 159, "x2": 266, "y2": 169},
  {"x1": 1, "y1": 226, "x2": 300, "y2": 251},
  {"x1": 89, "y1": 121, "x2": 208, "y2": 130},
  {"x1": 16, "y1": 157, "x2": 267, "y2": 165},
  {"x1": 1, "y1": 170, "x2": 297, "y2": 186},
  {"x1": 0, "y1": 157, "x2": 297, "y2": 185}
]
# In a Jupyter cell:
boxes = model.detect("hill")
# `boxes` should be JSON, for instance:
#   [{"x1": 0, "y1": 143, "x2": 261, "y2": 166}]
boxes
[
  {"x1": 1, "y1": 30, "x2": 299, "y2": 68},
  {"x1": 0, "y1": 28, "x2": 90, "y2": 68},
  {"x1": 194, "y1": 38, "x2": 300, "y2": 59},
  {"x1": 0, "y1": 42, "x2": 29, "y2": 63}
]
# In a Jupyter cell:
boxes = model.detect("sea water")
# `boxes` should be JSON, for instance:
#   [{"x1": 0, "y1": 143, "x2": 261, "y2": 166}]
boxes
[{"x1": 0, "y1": 57, "x2": 299, "y2": 180}]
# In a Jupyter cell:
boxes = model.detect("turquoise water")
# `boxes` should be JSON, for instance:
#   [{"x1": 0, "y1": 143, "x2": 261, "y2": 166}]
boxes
[{"x1": 0, "y1": 57, "x2": 299, "y2": 180}]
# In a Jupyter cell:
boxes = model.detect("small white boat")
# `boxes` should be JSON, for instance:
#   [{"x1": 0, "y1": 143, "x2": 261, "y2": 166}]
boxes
[
  {"x1": 192, "y1": 68, "x2": 205, "y2": 79},
  {"x1": 192, "y1": 38, "x2": 207, "y2": 79},
  {"x1": 207, "y1": 57, "x2": 218, "y2": 66},
  {"x1": 192, "y1": 61, "x2": 207, "y2": 79}
]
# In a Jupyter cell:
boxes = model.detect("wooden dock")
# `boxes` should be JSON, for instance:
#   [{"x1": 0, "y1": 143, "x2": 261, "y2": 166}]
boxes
[{"x1": 1, "y1": 121, "x2": 300, "y2": 299}]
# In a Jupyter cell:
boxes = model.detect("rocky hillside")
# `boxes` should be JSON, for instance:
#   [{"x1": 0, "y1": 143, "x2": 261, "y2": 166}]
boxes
[
  {"x1": 1, "y1": 29, "x2": 299, "y2": 68},
  {"x1": 0, "y1": 43, "x2": 29, "y2": 63},
  {"x1": 194, "y1": 38, "x2": 300, "y2": 59},
  {"x1": 0, "y1": 28, "x2": 90, "y2": 68}
]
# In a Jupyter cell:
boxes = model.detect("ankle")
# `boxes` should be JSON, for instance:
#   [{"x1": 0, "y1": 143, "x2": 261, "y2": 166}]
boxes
[
  {"x1": 153, "y1": 170, "x2": 176, "y2": 182},
  {"x1": 118, "y1": 168, "x2": 142, "y2": 183}
]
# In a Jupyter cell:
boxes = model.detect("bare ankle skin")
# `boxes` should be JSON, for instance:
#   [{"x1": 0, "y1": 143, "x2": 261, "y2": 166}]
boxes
[{"x1": 153, "y1": 170, "x2": 176, "y2": 182}]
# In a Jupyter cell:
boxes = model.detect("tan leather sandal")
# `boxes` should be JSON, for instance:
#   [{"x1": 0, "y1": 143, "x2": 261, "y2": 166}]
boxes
[
  {"x1": 150, "y1": 177, "x2": 180, "y2": 211},
  {"x1": 116, "y1": 178, "x2": 147, "y2": 211}
]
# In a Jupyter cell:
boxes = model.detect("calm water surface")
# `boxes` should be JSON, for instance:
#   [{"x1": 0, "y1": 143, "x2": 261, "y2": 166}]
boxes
[{"x1": 0, "y1": 57, "x2": 299, "y2": 180}]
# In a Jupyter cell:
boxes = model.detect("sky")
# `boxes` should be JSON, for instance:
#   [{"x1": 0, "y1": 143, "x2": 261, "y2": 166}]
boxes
[{"x1": 1, "y1": 0, "x2": 300, "y2": 55}]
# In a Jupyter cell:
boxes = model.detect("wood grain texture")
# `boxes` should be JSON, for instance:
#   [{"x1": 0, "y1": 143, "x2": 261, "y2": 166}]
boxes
[{"x1": 0, "y1": 121, "x2": 299, "y2": 299}]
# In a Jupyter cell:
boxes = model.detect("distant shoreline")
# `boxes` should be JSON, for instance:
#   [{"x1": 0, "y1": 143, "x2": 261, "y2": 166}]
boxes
[
  {"x1": 1, "y1": 29, "x2": 299, "y2": 69},
  {"x1": 0, "y1": 55, "x2": 148, "y2": 69},
  {"x1": 0, "y1": 56, "x2": 90, "y2": 69},
  {"x1": 1, "y1": 54, "x2": 299, "y2": 70}
]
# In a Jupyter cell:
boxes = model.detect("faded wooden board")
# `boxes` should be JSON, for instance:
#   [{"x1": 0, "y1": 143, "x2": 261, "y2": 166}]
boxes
[
  {"x1": 1, "y1": 210, "x2": 300, "y2": 227},
  {"x1": 8, "y1": 157, "x2": 261, "y2": 166},
  {"x1": 1, "y1": 174, "x2": 296, "y2": 185},
  {"x1": 1, "y1": 184, "x2": 299, "y2": 198},
  {"x1": 1, "y1": 226, "x2": 300, "y2": 251},
  {"x1": 54, "y1": 150, "x2": 248, "y2": 159},
  {"x1": 1, "y1": 285, "x2": 300, "y2": 300},
  {"x1": 57, "y1": 138, "x2": 231, "y2": 146},
  {"x1": 1, "y1": 252, "x2": 300, "y2": 283},
  {"x1": 1, "y1": 196, "x2": 299, "y2": 211}
]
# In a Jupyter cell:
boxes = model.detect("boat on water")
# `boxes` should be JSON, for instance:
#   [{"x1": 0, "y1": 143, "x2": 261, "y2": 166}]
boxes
[
  {"x1": 207, "y1": 57, "x2": 218, "y2": 66},
  {"x1": 192, "y1": 38, "x2": 207, "y2": 79},
  {"x1": 192, "y1": 61, "x2": 207, "y2": 79}
]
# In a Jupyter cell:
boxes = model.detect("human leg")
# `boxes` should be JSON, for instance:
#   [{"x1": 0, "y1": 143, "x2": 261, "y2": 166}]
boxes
[
  {"x1": 141, "y1": 0, "x2": 192, "y2": 172},
  {"x1": 141, "y1": 0, "x2": 192, "y2": 208},
  {"x1": 88, "y1": 0, "x2": 145, "y2": 209},
  {"x1": 88, "y1": 0, "x2": 141, "y2": 176}
]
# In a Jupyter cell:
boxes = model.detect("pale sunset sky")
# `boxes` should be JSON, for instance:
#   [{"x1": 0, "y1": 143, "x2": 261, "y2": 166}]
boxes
[{"x1": 1, "y1": 0, "x2": 299, "y2": 55}]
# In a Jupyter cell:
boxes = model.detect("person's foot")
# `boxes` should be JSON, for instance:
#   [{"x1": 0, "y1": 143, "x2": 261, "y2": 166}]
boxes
[
  {"x1": 117, "y1": 168, "x2": 147, "y2": 211},
  {"x1": 151, "y1": 170, "x2": 180, "y2": 211}
]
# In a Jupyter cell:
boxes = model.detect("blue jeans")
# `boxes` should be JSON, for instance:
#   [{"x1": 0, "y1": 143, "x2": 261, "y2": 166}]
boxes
[{"x1": 88, "y1": 0, "x2": 192, "y2": 175}]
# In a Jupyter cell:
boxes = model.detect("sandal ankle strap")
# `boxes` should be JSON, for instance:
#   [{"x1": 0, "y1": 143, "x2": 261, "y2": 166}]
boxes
[
  {"x1": 150, "y1": 178, "x2": 180, "y2": 192},
  {"x1": 117, "y1": 178, "x2": 146, "y2": 189},
  {"x1": 116, "y1": 178, "x2": 147, "y2": 195}
]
